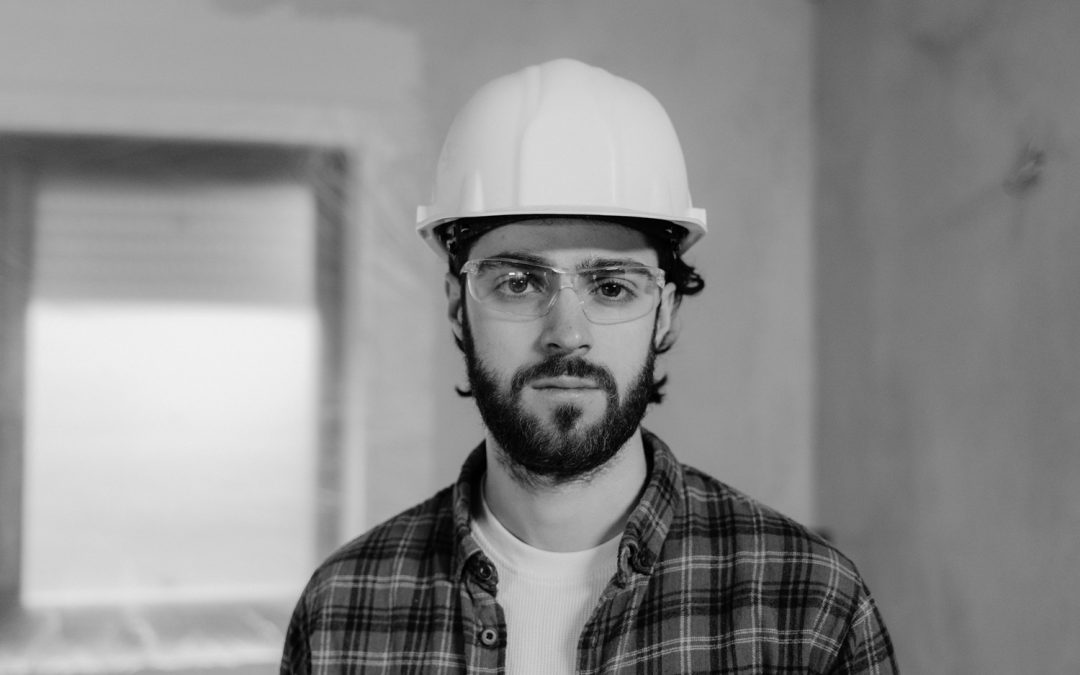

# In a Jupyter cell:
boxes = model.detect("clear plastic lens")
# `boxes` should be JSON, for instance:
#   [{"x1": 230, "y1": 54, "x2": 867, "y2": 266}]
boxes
[{"x1": 463, "y1": 258, "x2": 664, "y2": 324}]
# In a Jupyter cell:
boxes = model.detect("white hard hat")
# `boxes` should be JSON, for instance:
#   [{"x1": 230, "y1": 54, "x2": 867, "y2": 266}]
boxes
[{"x1": 416, "y1": 58, "x2": 707, "y2": 257}]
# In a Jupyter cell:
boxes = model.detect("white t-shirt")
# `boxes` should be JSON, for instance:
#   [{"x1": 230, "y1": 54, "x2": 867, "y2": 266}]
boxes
[{"x1": 471, "y1": 491, "x2": 620, "y2": 675}]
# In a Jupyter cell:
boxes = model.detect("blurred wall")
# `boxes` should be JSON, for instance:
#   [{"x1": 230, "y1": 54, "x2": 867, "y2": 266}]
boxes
[
  {"x1": 816, "y1": 0, "x2": 1080, "y2": 672},
  {"x1": 0, "y1": 0, "x2": 818, "y2": 536}
]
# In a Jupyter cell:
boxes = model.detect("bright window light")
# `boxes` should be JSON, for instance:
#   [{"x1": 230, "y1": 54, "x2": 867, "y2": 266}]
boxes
[{"x1": 21, "y1": 173, "x2": 320, "y2": 606}]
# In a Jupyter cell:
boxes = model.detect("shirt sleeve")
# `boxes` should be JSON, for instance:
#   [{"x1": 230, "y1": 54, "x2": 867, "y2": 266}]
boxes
[
  {"x1": 830, "y1": 588, "x2": 899, "y2": 675},
  {"x1": 280, "y1": 593, "x2": 313, "y2": 675}
]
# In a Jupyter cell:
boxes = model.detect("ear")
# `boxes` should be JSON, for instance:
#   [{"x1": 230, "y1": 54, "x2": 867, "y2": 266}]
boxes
[
  {"x1": 445, "y1": 272, "x2": 465, "y2": 343},
  {"x1": 653, "y1": 282, "x2": 679, "y2": 350}
]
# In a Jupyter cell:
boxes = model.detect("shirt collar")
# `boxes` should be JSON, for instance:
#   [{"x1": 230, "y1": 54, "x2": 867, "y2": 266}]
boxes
[
  {"x1": 449, "y1": 429, "x2": 684, "y2": 585},
  {"x1": 450, "y1": 442, "x2": 489, "y2": 583},
  {"x1": 616, "y1": 429, "x2": 683, "y2": 583}
]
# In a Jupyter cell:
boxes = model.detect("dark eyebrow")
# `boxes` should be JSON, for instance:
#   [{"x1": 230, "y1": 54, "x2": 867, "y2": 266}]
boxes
[
  {"x1": 487, "y1": 252, "x2": 551, "y2": 266},
  {"x1": 578, "y1": 256, "x2": 650, "y2": 270},
  {"x1": 486, "y1": 253, "x2": 652, "y2": 270}
]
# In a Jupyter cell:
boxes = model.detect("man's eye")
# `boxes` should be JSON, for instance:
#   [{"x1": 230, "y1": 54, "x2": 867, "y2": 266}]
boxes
[
  {"x1": 495, "y1": 272, "x2": 541, "y2": 295},
  {"x1": 598, "y1": 281, "x2": 629, "y2": 298},
  {"x1": 505, "y1": 275, "x2": 532, "y2": 293},
  {"x1": 590, "y1": 276, "x2": 640, "y2": 301}
]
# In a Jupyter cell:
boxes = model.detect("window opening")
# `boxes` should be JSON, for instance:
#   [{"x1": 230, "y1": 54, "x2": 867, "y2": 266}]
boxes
[{"x1": 0, "y1": 136, "x2": 348, "y2": 670}]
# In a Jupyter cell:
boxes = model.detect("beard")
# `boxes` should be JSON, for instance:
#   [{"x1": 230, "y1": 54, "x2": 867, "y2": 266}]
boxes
[{"x1": 462, "y1": 315, "x2": 657, "y2": 487}]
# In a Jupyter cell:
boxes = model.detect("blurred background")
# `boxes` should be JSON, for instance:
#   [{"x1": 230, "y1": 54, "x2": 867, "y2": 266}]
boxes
[{"x1": 0, "y1": 1, "x2": 1076, "y2": 673}]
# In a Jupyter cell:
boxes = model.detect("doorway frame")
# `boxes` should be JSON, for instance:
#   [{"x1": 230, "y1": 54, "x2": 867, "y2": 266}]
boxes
[{"x1": 0, "y1": 92, "x2": 381, "y2": 669}]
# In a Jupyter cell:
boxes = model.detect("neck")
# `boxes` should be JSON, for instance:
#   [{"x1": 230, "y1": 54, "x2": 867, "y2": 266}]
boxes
[{"x1": 482, "y1": 429, "x2": 648, "y2": 552}]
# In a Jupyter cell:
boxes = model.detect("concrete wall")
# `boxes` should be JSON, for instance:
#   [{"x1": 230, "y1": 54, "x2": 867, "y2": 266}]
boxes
[
  {"x1": 0, "y1": 1, "x2": 817, "y2": 540},
  {"x1": 816, "y1": 1, "x2": 1080, "y2": 672}
]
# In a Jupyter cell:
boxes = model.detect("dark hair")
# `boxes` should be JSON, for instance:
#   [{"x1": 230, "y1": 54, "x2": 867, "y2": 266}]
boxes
[{"x1": 442, "y1": 215, "x2": 705, "y2": 403}]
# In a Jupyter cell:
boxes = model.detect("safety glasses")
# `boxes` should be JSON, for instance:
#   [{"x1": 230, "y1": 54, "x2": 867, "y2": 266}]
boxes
[{"x1": 460, "y1": 257, "x2": 665, "y2": 325}]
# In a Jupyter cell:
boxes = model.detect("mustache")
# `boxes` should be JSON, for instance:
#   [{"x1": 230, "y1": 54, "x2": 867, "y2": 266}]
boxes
[{"x1": 510, "y1": 356, "x2": 618, "y2": 395}]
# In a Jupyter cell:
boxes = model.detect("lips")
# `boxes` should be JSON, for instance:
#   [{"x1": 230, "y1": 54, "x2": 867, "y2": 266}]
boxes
[
  {"x1": 510, "y1": 357, "x2": 615, "y2": 397},
  {"x1": 529, "y1": 376, "x2": 598, "y2": 390}
]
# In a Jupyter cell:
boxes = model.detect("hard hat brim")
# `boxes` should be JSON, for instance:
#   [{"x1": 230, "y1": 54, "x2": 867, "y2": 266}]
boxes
[{"x1": 417, "y1": 206, "x2": 706, "y2": 259}]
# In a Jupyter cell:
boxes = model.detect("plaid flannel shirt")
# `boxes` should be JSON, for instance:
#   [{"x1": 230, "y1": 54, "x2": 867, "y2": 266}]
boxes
[{"x1": 282, "y1": 430, "x2": 897, "y2": 674}]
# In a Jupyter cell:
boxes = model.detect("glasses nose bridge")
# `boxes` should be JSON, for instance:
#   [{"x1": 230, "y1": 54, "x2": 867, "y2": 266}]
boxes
[
  {"x1": 553, "y1": 268, "x2": 582, "y2": 293},
  {"x1": 541, "y1": 269, "x2": 587, "y2": 314}
]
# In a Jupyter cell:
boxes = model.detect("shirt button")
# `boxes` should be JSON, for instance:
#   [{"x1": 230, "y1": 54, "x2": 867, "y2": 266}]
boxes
[
  {"x1": 635, "y1": 548, "x2": 656, "y2": 571},
  {"x1": 479, "y1": 627, "x2": 499, "y2": 647},
  {"x1": 474, "y1": 559, "x2": 495, "y2": 582}
]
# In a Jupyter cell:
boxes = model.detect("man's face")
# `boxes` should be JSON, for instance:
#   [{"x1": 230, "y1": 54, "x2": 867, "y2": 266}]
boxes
[{"x1": 446, "y1": 219, "x2": 676, "y2": 485}]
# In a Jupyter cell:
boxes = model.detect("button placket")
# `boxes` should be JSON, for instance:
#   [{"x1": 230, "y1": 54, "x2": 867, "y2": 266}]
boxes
[{"x1": 464, "y1": 554, "x2": 504, "y2": 655}]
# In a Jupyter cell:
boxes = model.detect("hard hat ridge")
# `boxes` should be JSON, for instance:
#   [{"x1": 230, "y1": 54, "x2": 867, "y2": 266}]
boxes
[{"x1": 417, "y1": 58, "x2": 707, "y2": 257}]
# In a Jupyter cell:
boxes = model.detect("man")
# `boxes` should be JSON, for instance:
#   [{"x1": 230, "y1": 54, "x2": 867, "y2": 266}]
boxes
[{"x1": 282, "y1": 58, "x2": 897, "y2": 674}]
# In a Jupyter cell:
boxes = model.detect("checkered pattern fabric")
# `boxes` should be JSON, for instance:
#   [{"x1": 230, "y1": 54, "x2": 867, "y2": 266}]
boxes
[{"x1": 282, "y1": 430, "x2": 897, "y2": 674}]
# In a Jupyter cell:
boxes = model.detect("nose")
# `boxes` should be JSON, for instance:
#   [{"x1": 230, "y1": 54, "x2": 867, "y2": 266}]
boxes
[{"x1": 539, "y1": 286, "x2": 592, "y2": 355}]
